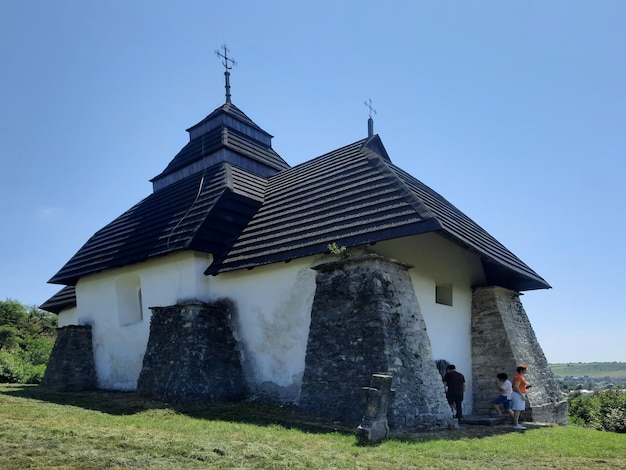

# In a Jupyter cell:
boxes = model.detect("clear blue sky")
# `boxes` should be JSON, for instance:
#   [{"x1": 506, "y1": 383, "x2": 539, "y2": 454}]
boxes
[{"x1": 1, "y1": 1, "x2": 624, "y2": 363}]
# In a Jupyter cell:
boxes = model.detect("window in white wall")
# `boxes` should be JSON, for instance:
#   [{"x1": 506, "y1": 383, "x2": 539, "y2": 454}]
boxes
[
  {"x1": 137, "y1": 287, "x2": 143, "y2": 317},
  {"x1": 116, "y1": 275, "x2": 143, "y2": 326},
  {"x1": 436, "y1": 283, "x2": 453, "y2": 306}
]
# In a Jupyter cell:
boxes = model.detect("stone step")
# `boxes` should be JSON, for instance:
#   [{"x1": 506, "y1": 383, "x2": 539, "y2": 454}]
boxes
[{"x1": 460, "y1": 415, "x2": 507, "y2": 426}]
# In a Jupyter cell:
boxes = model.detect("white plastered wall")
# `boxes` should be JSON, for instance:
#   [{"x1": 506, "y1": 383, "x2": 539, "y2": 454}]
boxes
[
  {"x1": 205, "y1": 258, "x2": 319, "y2": 399},
  {"x1": 373, "y1": 233, "x2": 486, "y2": 415},
  {"x1": 61, "y1": 251, "x2": 213, "y2": 390},
  {"x1": 57, "y1": 233, "x2": 486, "y2": 410},
  {"x1": 57, "y1": 305, "x2": 79, "y2": 327},
  {"x1": 61, "y1": 250, "x2": 320, "y2": 393}
]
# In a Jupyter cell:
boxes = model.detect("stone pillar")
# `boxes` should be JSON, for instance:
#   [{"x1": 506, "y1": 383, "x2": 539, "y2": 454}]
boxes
[
  {"x1": 137, "y1": 301, "x2": 246, "y2": 403},
  {"x1": 300, "y1": 253, "x2": 450, "y2": 430},
  {"x1": 356, "y1": 373, "x2": 394, "y2": 444},
  {"x1": 42, "y1": 325, "x2": 97, "y2": 391},
  {"x1": 471, "y1": 286, "x2": 567, "y2": 424}
]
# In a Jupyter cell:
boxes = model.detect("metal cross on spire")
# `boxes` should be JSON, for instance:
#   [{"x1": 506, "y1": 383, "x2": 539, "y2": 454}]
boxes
[
  {"x1": 364, "y1": 98, "x2": 377, "y2": 137},
  {"x1": 215, "y1": 44, "x2": 237, "y2": 103},
  {"x1": 216, "y1": 44, "x2": 237, "y2": 70},
  {"x1": 364, "y1": 98, "x2": 377, "y2": 119}
]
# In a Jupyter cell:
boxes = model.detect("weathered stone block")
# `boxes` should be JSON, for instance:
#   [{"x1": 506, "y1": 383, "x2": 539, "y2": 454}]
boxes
[
  {"x1": 471, "y1": 287, "x2": 567, "y2": 425},
  {"x1": 355, "y1": 373, "x2": 394, "y2": 444},
  {"x1": 137, "y1": 301, "x2": 246, "y2": 403},
  {"x1": 42, "y1": 325, "x2": 97, "y2": 391},
  {"x1": 300, "y1": 253, "x2": 450, "y2": 430}
]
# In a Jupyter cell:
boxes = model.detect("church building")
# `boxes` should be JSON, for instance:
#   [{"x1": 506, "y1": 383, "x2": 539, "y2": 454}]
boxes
[{"x1": 41, "y1": 50, "x2": 566, "y2": 429}]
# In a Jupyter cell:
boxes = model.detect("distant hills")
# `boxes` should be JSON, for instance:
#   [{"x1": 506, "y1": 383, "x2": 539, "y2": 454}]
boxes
[{"x1": 549, "y1": 362, "x2": 626, "y2": 379}]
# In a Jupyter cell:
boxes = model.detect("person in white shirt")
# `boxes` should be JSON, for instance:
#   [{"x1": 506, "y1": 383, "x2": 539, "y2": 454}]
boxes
[{"x1": 491, "y1": 372, "x2": 514, "y2": 419}]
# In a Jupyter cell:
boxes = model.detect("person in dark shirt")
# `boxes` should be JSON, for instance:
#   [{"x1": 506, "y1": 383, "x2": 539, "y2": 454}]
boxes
[{"x1": 443, "y1": 364, "x2": 466, "y2": 419}]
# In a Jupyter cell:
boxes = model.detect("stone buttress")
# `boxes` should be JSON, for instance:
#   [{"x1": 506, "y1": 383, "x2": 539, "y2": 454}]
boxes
[
  {"x1": 299, "y1": 253, "x2": 451, "y2": 430},
  {"x1": 471, "y1": 286, "x2": 567, "y2": 424},
  {"x1": 137, "y1": 301, "x2": 246, "y2": 403},
  {"x1": 42, "y1": 325, "x2": 97, "y2": 391}
]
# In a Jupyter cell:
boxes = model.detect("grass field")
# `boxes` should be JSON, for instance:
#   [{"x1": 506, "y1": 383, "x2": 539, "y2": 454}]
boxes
[
  {"x1": 1, "y1": 384, "x2": 625, "y2": 469},
  {"x1": 550, "y1": 362, "x2": 626, "y2": 379}
]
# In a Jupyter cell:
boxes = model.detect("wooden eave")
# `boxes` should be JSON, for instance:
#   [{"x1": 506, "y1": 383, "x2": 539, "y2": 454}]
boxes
[{"x1": 39, "y1": 285, "x2": 76, "y2": 314}]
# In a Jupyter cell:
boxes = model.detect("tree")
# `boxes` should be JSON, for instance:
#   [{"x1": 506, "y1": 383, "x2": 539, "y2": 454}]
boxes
[
  {"x1": 0, "y1": 324, "x2": 20, "y2": 351},
  {"x1": 569, "y1": 389, "x2": 626, "y2": 433},
  {"x1": 0, "y1": 299, "x2": 57, "y2": 383}
]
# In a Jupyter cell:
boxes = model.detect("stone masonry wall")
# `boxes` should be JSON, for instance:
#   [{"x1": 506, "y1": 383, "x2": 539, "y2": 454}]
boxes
[
  {"x1": 472, "y1": 286, "x2": 567, "y2": 424},
  {"x1": 42, "y1": 325, "x2": 97, "y2": 391},
  {"x1": 137, "y1": 301, "x2": 246, "y2": 403},
  {"x1": 299, "y1": 253, "x2": 451, "y2": 430}
]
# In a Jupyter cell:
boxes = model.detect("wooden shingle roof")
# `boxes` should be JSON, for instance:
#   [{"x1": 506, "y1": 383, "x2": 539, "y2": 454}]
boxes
[
  {"x1": 152, "y1": 125, "x2": 289, "y2": 182},
  {"x1": 45, "y1": 102, "x2": 550, "y2": 313},
  {"x1": 152, "y1": 102, "x2": 289, "y2": 187},
  {"x1": 187, "y1": 102, "x2": 272, "y2": 138},
  {"x1": 49, "y1": 163, "x2": 266, "y2": 286},
  {"x1": 205, "y1": 137, "x2": 436, "y2": 273},
  {"x1": 206, "y1": 136, "x2": 550, "y2": 291},
  {"x1": 39, "y1": 285, "x2": 76, "y2": 314},
  {"x1": 387, "y1": 163, "x2": 549, "y2": 291}
]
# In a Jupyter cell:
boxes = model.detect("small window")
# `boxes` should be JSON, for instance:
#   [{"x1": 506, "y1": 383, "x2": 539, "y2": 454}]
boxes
[
  {"x1": 116, "y1": 275, "x2": 143, "y2": 326},
  {"x1": 137, "y1": 287, "x2": 143, "y2": 316},
  {"x1": 436, "y1": 283, "x2": 453, "y2": 306}
]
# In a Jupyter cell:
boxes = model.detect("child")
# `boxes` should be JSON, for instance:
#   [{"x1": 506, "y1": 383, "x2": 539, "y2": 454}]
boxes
[{"x1": 491, "y1": 373, "x2": 514, "y2": 418}]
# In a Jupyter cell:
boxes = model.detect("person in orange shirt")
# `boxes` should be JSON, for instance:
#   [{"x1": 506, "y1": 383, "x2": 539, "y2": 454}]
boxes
[{"x1": 511, "y1": 363, "x2": 532, "y2": 429}]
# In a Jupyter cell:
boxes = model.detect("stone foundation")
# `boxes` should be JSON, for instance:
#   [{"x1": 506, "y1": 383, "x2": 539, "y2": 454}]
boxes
[
  {"x1": 42, "y1": 325, "x2": 97, "y2": 391},
  {"x1": 471, "y1": 286, "x2": 567, "y2": 424},
  {"x1": 137, "y1": 301, "x2": 246, "y2": 403},
  {"x1": 300, "y1": 253, "x2": 451, "y2": 430}
]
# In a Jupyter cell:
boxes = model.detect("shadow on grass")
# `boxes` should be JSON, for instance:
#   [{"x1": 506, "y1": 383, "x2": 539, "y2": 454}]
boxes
[
  {"x1": 1, "y1": 384, "x2": 351, "y2": 435},
  {"x1": 1, "y1": 384, "x2": 528, "y2": 443},
  {"x1": 2, "y1": 384, "x2": 167, "y2": 415},
  {"x1": 390, "y1": 423, "x2": 535, "y2": 444}
]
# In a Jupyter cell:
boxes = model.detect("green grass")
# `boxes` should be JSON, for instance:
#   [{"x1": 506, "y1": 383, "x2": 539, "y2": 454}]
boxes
[
  {"x1": 1, "y1": 385, "x2": 625, "y2": 469},
  {"x1": 550, "y1": 362, "x2": 626, "y2": 379}
]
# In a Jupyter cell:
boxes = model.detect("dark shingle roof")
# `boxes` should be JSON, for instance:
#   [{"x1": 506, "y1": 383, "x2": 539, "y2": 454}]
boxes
[
  {"x1": 46, "y1": 118, "x2": 549, "y2": 310},
  {"x1": 186, "y1": 102, "x2": 272, "y2": 137},
  {"x1": 205, "y1": 138, "x2": 437, "y2": 273},
  {"x1": 206, "y1": 136, "x2": 550, "y2": 291},
  {"x1": 152, "y1": 126, "x2": 289, "y2": 182},
  {"x1": 150, "y1": 101, "x2": 289, "y2": 189},
  {"x1": 39, "y1": 285, "x2": 76, "y2": 314},
  {"x1": 387, "y1": 163, "x2": 549, "y2": 290},
  {"x1": 49, "y1": 163, "x2": 266, "y2": 286}
]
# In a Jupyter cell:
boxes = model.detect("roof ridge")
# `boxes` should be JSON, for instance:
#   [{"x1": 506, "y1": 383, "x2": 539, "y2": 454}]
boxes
[
  {"x1": 186, "y1": 101, "x2": 272, "y2": 137},
  {"x1": 361, "y1": 134, "x2": 391, "y2": 161},
  {"x1": 360, "y1": 140, "x2": 439, "y2": 223},
  {"x1": 272, "y1": 138, "x2": 368, "y2": 177}
]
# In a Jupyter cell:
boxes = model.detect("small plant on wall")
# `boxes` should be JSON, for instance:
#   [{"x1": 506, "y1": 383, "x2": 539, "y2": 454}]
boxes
[{"x1": 327, "y1": 242, "x2": 348, "y2": 258}]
